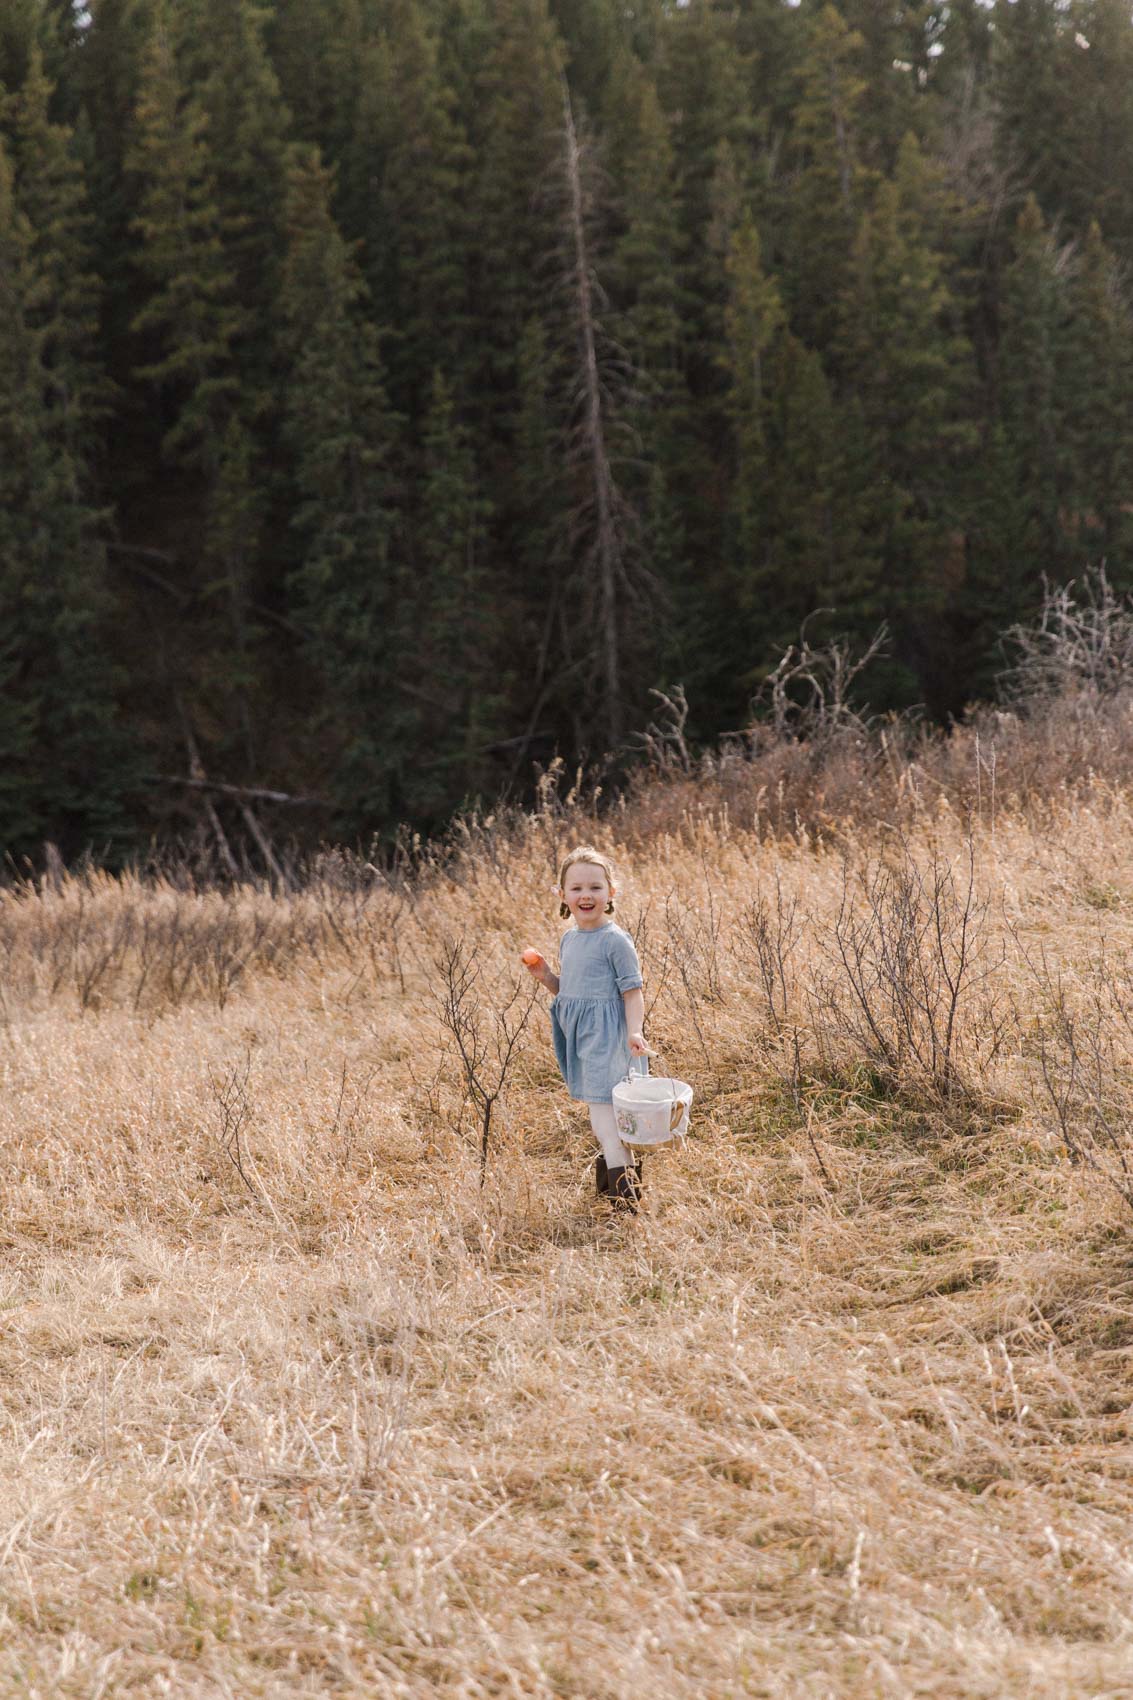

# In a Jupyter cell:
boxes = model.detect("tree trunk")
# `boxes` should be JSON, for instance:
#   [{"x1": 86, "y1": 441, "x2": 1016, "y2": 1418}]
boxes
[{"x1": 562, "y1": 79, "x2": 622, "y2": 749}]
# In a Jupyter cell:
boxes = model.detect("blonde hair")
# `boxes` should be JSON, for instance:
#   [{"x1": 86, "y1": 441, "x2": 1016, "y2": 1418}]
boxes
[{"x1": 558, "y1": 846, "x2": 617, "y2": 920}]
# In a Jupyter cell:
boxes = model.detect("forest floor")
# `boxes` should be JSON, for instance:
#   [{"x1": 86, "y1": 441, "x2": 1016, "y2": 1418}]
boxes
[{"x1": 3, "y1": 789, "x2": 1133, "y2": 1696}]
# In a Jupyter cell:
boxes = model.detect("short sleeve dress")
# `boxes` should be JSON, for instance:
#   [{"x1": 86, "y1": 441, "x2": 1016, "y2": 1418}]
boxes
[{"x1": 550, "y1": 922, "x2": 649, "y2": 1105}]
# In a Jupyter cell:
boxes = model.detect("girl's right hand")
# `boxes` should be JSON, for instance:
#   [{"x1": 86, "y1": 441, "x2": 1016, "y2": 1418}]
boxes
[{"x1": 520, "y1": 948, "x2": 558, "y2": 994}]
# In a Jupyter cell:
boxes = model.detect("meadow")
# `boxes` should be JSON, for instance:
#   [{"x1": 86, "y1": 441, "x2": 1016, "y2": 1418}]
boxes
[{"x1": 4, "y1": 699, "x2": 1133, "y2": 1696}]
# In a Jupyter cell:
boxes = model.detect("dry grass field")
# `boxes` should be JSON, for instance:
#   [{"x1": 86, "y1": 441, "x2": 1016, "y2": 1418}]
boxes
[{"x1": 6, "y1": 731, "x2": 1133, "y2": 1696}]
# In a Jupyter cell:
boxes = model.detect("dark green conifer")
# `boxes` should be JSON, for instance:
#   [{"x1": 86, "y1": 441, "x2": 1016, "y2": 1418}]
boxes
[
  {"x1": 760, "y1": 332, "x2": 880, "y2": 658},
  {"x1": 264, "y1": 0, "x2": 368, "y2": 163},
  {"x1": 172, "y1": 0, "x2": 292, "y2": 392},
  {"x1": 462, "y1": 0, "x2": 564, "y2": 412},
  {"x1": 722, "y1": 211, "x2": 784, "y2": 586},
  {"x1": 410, "y1": 369, "x2": 499, "y2": 817},
  {"x1": 991, "y1": 0, "x2": 1072, "y2": 224},
  {"x1": 837, "y1": 135, "x2": 976, "y2": 709},
  {"x1": 4, "y1": 47, "x2": 106, "y2": 459},
  {"x1": 996, "y1": 196, "x2": 1069, "y2": 574},
  {"x1": 783, "y1": 4, "x2": 869, "y2": 351},
  {"x1": 0, "y1": 136, "x2": 132, "y2": 856},
  {"x1": 277, "y1": 146, "x2": 404, "y2": 833},
  {"x1": 1061, "y1": 0, "x2": 1133, "y2": 254},
  {"x1": 127, "y1": 17, "x2": 244, "y2": 473},
  {"x1": 343, "y1": 0, "x2": 472, "y2": 412},
  {"x1": 1063, "y1": 222, "x2": 1133, "y2": 565},
  {"x1": 603, "y1": 52, "x2": 691, "y2": 665}
]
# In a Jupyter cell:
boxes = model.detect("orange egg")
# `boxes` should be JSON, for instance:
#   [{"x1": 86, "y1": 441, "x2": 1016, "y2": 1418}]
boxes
[{"x1": 521, "y1": 948, "x2": 544, "y2": 967}]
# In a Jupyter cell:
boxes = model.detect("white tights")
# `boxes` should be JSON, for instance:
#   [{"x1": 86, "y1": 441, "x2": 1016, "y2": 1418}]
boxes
[{"x1": 588, "y1": 1102, "x2": 635, "y2": 1170}]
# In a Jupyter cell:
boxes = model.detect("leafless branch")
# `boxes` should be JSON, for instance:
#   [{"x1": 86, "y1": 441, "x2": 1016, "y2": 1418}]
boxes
[{"x1": 435, "y1": 936, "x2": 539, "y2": 1184}]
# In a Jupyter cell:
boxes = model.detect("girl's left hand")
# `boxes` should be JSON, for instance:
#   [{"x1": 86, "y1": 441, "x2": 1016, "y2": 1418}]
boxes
[{"x1": 628, "y1": 1032, "x2": 652, "y2": 1057}]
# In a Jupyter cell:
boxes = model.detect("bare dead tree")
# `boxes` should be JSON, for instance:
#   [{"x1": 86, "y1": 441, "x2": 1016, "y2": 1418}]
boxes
[
  {"x1": 556, "y1": 79, "x2": 655, "y2": 751},
  {"x1": 436, "y1": 937, "x2": 538, "y2": 1185},
  {"x1": 760, "y1": 621, "x2": 889, "y2": 743}
]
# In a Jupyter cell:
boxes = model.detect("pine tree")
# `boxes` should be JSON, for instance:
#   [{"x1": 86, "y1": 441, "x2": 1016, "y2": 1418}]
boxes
[
  {"x1": 462, "y1": 0, "x2": 564, "y2": 415},
  {"x1": 264, "y1": 0, "x2": 368, "y2": 164},
  {"x1": 4, "y1": 46, "x2": 106, "y2": 461},
  {"x1": 0, "y1": 0, "x2": 84, "y2": 105},
  {"x1": 277, "y1": 146, "x2": 404, "y2": 833},
  {"x1": 991, "y1": 0, "x2": 1073, "y2": 223},
  {"x1": 996, "y1": 196, "x2": 1070, "y2": 575},
  {"x1": 783, "y1": 4, "x2": 869, "y2": 351},
  {"x1": 127, "y1": 12, "x2": 275, "y2": 777},
  {"x1": 409, "y1": 369, "x2": 499, "y2": 818},
  {"x1": 1062, "y1": 0, "x2": 1133, "y2": 256},
  {"x1": 823, "y1": 0, "x2": 927, "y2": 171},
  {"x1": 603, "y1": 52, "x2": 691, "y2": 662},
  {"x1": 0, "y1": 136, "x2": 133, "y2": 856},
  {"x1": 1063, "y1": 221, "x2": 1133, "y2": 566},
  {"x1": 958, "y1": 194, "x2": 1073, "y2": 694},
  {"x1": 837, "y1": 135, "x2": 976, "y2": 710},
  {"x1": 760, "y1": 331, "x2": 880, "y2": 657},
  {"x1": 127, "y1": 16, "x2": 244, "y2": 476},
  {"x1": 722, "y1": 211, "x2": 784, "y2": 592},
  {"x1": 656, "y1": 0, "x2": 755, "y2": 250},
  {"x1": 171, "y1": 0, "x2": 292, "y2": 405},
  {"x1": 342, "y1": 0, "x2": 472, "y2": 413},
  {"x1": 510, "y1": 310, "x2": 566, "y2": 751},
  {"x1": 201, "y1": 414, "x2": 262, "y2": 769},
  {"x1": 68, "y1": 0, "x2": 160, "y2": 408},
  {"x1": 0, "y1": 0, "x2": 36, "y2": 95}
]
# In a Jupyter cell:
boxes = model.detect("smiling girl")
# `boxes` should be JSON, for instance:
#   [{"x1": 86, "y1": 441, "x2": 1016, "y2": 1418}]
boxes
[{"x1": 522, "y1": 846, "x2": 649, "y2": 1215}]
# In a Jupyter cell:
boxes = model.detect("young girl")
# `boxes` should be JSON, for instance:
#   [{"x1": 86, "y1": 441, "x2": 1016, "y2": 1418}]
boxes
[{"x1": 522, "y1": 846, "x2": 650, "y2": 1214}]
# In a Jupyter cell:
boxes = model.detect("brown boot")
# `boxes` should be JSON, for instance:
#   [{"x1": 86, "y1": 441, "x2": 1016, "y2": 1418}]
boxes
[
  {"x1": 596, "y1": 1154, "x2": 610, "y2": 1198},
  {"x1": 606, "y1": 1166, "x2": 640, "y2": 1215}
]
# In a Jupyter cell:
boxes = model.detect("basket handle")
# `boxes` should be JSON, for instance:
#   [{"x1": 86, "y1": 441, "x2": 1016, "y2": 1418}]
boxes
[{"x1": 621, "y1": 1046, "x2": 678, "y2": 1088}]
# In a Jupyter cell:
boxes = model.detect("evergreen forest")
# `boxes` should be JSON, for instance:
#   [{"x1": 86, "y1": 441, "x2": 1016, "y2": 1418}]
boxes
[{"x1": 4, "y1": 0, "x2": 1133, "y2": 861}]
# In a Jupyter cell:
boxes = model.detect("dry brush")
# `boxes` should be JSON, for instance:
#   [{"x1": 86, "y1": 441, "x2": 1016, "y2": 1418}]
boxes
[{"x1": 4, "y1": 762, "x2": 1133, "y2": 1692}]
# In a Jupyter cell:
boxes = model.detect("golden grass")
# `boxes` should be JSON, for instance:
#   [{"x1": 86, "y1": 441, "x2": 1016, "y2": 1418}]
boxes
[{"x1": 4, "y1": 790, "x2": 1133, "y2": 1695}]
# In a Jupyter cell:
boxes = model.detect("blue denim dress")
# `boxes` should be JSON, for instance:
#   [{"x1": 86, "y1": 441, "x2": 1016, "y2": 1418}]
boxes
[{"x1": 550, "y1": 923, "x2": 648, "y2": 1104}]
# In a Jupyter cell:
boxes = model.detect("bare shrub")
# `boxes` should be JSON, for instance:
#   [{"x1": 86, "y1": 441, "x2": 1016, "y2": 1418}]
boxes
[
  {"x1": 71, "y1": 901, "x2": 136, "y2": 1014},
  {"x1": 1003, "y1": 566, "x2": 1133, "y2": 703},
  {"x1": 1026, "y1": 947, "x2": 1133, "y2": 1209},
  {"x1": 325, "y1": 1057, "x2": 379, "y2": 1169},
  {"x1": 662, "y1": 883, "x2": 726, "y2": 1082},
  {"x1": 635, "y1": 686, "x2": 693, "y2": 774},
  {"x1": 435, "y1": 937, "x2": 538, "y2": 1184},
  {"x1": 761, "y1": 622, "x2": 889, "y2": 742},
  {"x1": 621, "y1": 902, "x2": 673, "y2": 1033},
  {"x1": 732, "y1": 875, "x2": 800, "y2": 1041},
  {"x1": 208, "y1": 1048, "x2": 260, "y2": 1200},
  {"x1": 813, "y1": 838, "x2": 1008, "y2": 1106},
  {"x1": 619, "y1": 627, "x2": 908, "y2": 848}
]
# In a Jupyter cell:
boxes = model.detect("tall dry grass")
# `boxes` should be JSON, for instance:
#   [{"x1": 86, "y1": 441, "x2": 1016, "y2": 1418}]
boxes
[{"x1": 6, "y1": 706, "x2": 1133, "y2": 1693}]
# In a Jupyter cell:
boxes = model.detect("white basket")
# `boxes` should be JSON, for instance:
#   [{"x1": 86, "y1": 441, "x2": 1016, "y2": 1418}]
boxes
[{"x1": 612, "y1": 1074, "x2": 693, "y2": 1150}]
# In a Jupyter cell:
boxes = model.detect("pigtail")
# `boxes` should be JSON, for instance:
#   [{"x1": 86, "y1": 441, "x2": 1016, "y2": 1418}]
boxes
[
  {"x1": 559, "y1": 901, "x2": 571, "y2": 920},
  {"x1": 605, "y1": 898, "x2": 615, "y2": 915}
]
